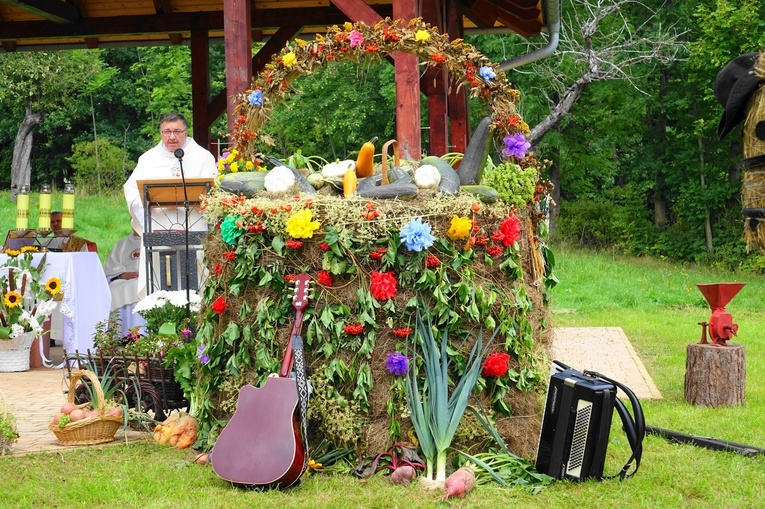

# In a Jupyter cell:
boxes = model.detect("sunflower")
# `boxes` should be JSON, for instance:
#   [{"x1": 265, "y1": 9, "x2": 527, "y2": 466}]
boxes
[
  {"x1": 45, "y1": 277, "x2": 62, "y2": 295},
  {"x1": 4, "y1": 291, "x2": 22, "y2": 308},
  {"x1": 4, "y1": 249, "x2": 20, "y2": 257},
  {"x1": 20, "y1": 245, "x2": 38, "y2": 253}
]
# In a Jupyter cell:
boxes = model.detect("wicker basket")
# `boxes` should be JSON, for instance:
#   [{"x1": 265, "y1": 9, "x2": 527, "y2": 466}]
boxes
[
  {"x1": 0, "y1": 332, "x2": 36, "y2": 372},
  {"x1": 49, "y1": 369, "x2": 124, "y2": 446},
  {"x1": 0, "y1": 389, "x2": 19, "y2": 455}
]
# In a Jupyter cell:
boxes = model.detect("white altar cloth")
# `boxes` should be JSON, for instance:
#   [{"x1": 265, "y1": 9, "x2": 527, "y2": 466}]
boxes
[{"x1": 0, "y1": 252, "x2": 111, "y2": 363}]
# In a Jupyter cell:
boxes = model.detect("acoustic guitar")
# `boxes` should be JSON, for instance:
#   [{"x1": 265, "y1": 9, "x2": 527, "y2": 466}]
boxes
[{"x1": 211, "y1": 274, "x2": 311, "y2": 488}]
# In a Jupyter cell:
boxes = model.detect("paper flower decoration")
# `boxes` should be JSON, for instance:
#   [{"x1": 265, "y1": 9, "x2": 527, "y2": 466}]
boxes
[{"x1": 400, "y1": 217, "x2": 436, "y2": 252}]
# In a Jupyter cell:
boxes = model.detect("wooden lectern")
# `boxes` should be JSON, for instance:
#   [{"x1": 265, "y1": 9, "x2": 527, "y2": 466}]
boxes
[{"x1": 138, "y1": 178, "x2": 213, "y2": 295}]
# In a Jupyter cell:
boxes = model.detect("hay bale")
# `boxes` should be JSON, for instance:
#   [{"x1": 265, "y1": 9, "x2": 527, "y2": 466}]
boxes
[{"x1": 194, "y1": 191, "x2": 552, "y2": 457}]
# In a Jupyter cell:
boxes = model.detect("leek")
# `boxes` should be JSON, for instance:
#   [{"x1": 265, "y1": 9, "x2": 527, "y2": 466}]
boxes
[{"x1": 405, "y1": 309, "x2": 496, "y2": 484}]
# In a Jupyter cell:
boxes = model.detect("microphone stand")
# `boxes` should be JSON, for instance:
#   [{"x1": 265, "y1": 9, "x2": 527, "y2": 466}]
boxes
[{"x1": 174, "y1": 148, "x2": 192, "y2": 323}]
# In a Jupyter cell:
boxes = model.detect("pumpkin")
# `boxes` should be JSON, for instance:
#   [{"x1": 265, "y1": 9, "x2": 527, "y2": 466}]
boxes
[
  {"x1": 414, "y1": 164, "x2": 441, "y2": 189},
  {"x1": 322, "y1": 159, "x2": 356, "y2": 179}
]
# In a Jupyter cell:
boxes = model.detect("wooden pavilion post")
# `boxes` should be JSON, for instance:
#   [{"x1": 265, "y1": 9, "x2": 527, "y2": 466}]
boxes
[
  {"x1": 446, "y1": 1, "x2": 469, "y2": 155},
  {"x1": 393, "y1": 0, "x2": 421, "y2": 160},
  {"x1": 420, "y1": 0, "x2": 448, "y2": 156},
  {"x1": 223, "y1": 0, "x2": 253, "y2": 135}
]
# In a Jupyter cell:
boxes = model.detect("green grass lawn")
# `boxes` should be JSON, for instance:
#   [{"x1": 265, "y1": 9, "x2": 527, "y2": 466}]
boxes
[{"x1": 2, "y1": 206, "x2": 765, "y2": 507}]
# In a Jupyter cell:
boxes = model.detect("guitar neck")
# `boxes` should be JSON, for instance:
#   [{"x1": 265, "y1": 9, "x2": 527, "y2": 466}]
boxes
[{"x1": 279, "y1": 308, "x2": 305, "y2": 377}]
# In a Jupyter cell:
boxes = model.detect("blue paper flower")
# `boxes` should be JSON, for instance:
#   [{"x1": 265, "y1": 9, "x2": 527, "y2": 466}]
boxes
[
  {"x1": 479, "y1": 66, "x2": 496, "y2": 82},
  {"x1": 502, "y1": 134, "x2": 531, "y2": 159},
  {"x1": 400, "y1": 217, "x2": 436, "y2": 252},
  {"x1": 248, "y1": 89, "x2": 263, "y2": 107},
  {"x1": 220, "y1": 214, "x2": 244, "y2": 245},
  {"x1": 385, "y1": 352, "x2": 408, "y2": 376},
  {"x1": 197, "y1": 345, "x2": 210, "y2": 365}
]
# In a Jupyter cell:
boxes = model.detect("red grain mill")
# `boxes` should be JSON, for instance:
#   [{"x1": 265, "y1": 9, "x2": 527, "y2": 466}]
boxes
[{"x1": 696, "y1": 282, "x2": 746, "y2": 347}]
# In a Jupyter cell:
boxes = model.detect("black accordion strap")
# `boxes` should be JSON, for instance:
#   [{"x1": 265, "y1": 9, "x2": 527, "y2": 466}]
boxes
[
  {"x1": 585, "y1": 370, "x2": 645, "y2": 480},
  {"x1": 292, "y1": 334, "x2": 310, "y2": 477}
]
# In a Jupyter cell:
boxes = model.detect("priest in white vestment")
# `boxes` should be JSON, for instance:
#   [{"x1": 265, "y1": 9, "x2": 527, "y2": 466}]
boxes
[
  {"x1": 104, "y1": 230, "x2": 145, "y2": 337},
  {"x1": 123, "y1": 112, "x2": 217, "y2": 298}
]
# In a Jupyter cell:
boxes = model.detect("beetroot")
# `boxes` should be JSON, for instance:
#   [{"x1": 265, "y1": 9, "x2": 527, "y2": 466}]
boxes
[
  {"x1": 442, "y1": 466, "x2": 476, "y2": 500},
  {"x1": 389, "y1": 465, "x2": 417, "y2": 485}
]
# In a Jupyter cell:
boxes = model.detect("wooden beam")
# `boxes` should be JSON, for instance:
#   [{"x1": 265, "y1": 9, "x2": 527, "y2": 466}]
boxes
[
  {"x1": 191, "y1": 16, "x2": 212, "y2": 154},
  {"x1": 0, "y1": 0, "x2": 80, "y2": 23},
  {"x1": 447, "y1": 0, "x2": 469, "y2": 155},
  {"x1": 0, "y1": 6, "x2": 393, "y2": 43},
  {"x1": 421, "y1": 0, "x2": 447, "y2": 156},
  {"x1": 84, "y1": 37, "x2": 98, "y2": 49},
  {"x1": 330, "y1": 0, "x2": 382, "y2": 26},
  {"x1": 224, "y1": 0, "x2": 252, "y2": 133}
]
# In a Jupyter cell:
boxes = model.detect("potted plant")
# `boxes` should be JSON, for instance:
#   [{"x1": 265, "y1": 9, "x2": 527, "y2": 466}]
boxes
[
  {"x1": 0, "y1": 247, "x2": 61, "y2": 372},
  {"x1": 0, "y1": 389, "x2": 19, "y2": 455}
]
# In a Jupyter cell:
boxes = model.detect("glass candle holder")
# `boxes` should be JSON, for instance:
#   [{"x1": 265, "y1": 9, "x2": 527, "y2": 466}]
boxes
[
  {"x1": 15, "y1": 185, "x2": 29, "y2": 230},
  {"x1": 38, "y1": 183, "x2": 52, "y2": 231},
  {"x1": 62, "y1": 183, "x2": 75, "y2": 230}
]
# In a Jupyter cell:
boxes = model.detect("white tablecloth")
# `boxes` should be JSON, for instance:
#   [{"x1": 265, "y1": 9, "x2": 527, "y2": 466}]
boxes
[{"x1": 0, "y1": 252, "x2": 111, "y2": 358}]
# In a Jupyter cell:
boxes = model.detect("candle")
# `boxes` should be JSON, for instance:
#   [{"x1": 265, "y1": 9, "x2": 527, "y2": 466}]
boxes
[
  {"x1": 38, "y1": 183, "x2": 52, "y2": 231},
  {"x1": 62, "y1": 183, "x2": 75, "y2": 230},
  {"x1": 165, "y1": 255, "x2": 172, "y2": 287},
  {"x1": 15, "y1": 185, "x2": 29, "y2": 230}
]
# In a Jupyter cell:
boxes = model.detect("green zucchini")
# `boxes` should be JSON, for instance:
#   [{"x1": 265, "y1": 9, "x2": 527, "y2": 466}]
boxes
[
  {"x1": 420, "y1": 155, "x2": 460, "y2": 195},
  {"x1": 458, "y1": 116, "x2": 493, "y2": 186},
  {"x1": 356, "y1": 181, "x2": 419, "y2": 199},
  {"x1": 460, "y1": 185, "x2": 500, "y2": 204},
  {"x1": 219, "y1": 172, "x2": 267, "y2": 197}
]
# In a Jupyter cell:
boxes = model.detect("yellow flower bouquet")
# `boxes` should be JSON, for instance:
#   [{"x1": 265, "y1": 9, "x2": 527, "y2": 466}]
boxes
[{"x1": 0, "y1": 247, "x2": 61, "y2": 371}]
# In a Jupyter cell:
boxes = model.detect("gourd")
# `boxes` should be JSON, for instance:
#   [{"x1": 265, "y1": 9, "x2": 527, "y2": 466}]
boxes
[
  {"x1": 343, "y1": 168, "x2": 358, "y2": 198},
  {"x1": 322, "y1": 159, "x2": 356, "y2": 179},
  {"x1": 219, "y1": 171, "x2": 267, "y2": 197},
  {"x1": 458, "y1": 116, "x2": 493, "y2": 186},
  {"x1": 460, "y1": 185, "x2": 500, "y2": 203},
  {"x1": 263, "y1": 155, "x2": 317, "y2": 194},
  {"x1": 355, "y1": 137, "x2": 378, "y2": 178},
  {"x1": 264, "y1": 166, "x2": 296, "y2": 193},
  {"x1": 414, "y1": 165, "x2": 441, "y2": 189},
  {"x1": 356, "y1": 180, "x2": 419, "y2": 199},
  {"x1": 420, "y1": 155, "x2": 460, "y2": 195}
]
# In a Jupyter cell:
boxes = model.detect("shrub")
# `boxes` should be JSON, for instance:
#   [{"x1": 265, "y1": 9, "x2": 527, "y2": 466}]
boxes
[{"x1": 68, "y1": 138, "x2": 135, "y2": 193}]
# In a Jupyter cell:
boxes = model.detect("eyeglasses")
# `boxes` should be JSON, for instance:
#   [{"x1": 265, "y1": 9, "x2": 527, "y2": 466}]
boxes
[{"x1": 160, "y1": 129, "x2": 187, "y2": 137}]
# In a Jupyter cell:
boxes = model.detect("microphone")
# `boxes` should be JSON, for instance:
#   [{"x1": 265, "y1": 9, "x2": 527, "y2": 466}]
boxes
[
  {"x1": 173, "y1": 148, "x2": 191, "y2": 317},
  {"x1": 174, "y1": 148, "x2": 184, "y2": 160}
]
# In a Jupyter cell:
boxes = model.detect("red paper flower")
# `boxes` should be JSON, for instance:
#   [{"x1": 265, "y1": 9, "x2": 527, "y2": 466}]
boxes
[
  {"x1": 212, "y1": 263, "x2": 224, "y2": 275},
  {"x1": 222, "y1": 250, "x2": 237, "y2": 261},
  {"x1": 284, "y1": 274, "x2": 297, "y2": 282},
  {"x1": 392, "y1": 327, "x2": 413, "y2": 338},
  {"x1": 482, "y1": 352, "x2": 510, "y2": 377},
  {"x1": 285, "y1": 238, "x2": 304, "y2": 250},
  {"x1": 425, "y1": 253, "x2": 441, "y2": 268},
  {"x1": 318, "y1": 270, "x2": 333, "y2": 287},
  {"x1": 498, "y1": 215, "x2": 521, "y2": 247},
  {"x1": 318, "y1": 242, "x2": 331, "y2": 252},
  {"x1": 211, "y1": 297, "x2": 228, "y2": 316},
  {"x1": 248, "y1": 222, "x2": 265, "y2": 233},
  {"x1": 370, "y1": 270, "x2": 397, "y2": 301},
  {"x1": 344, "y1": 323, "x2": 364, "y2": 335},
  {"x1": 369, "y1": 247, "x2": 387, "y2": 261},
  {"x1": 487, "y1": 245, "x2": 503, "y2": 257}
]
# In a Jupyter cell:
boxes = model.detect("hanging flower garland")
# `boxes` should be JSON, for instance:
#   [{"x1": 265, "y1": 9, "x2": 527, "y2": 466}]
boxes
[{"x1": 231, "y1": 17, "x2": 529, "y2": 163}]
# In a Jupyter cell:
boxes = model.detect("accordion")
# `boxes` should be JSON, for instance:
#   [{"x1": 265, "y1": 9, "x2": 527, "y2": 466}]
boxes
[
  {"x1": 535, "y1": 362, "x2": 644, "y2": 481},
  {"x1": 536, "y1": 366, "x2": 616, "y2": 480}
]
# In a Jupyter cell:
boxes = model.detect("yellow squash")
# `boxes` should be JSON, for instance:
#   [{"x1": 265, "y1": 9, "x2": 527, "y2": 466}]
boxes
[
  {"x1": 355, "y1": 137, "x2": 378, "y2": 178},
  {"x1": 343, "y1": 168, "x2": 358, "y2": 198}
]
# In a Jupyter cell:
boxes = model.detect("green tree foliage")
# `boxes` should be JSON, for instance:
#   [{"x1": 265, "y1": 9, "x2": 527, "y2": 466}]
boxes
[{"x1": 68, "y1": 138, "x2": 136, "y2": 193}]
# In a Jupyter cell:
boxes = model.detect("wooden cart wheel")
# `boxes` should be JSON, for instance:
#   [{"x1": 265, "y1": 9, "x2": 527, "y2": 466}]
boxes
[{"x1": 126, "y1": 381, "x2": 168, "y2": 422}]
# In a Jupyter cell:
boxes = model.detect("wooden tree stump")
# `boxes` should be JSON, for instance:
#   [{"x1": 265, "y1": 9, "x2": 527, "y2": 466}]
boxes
[{"x1": 685, "y1": 343, "x2": 745, "y2": 407}]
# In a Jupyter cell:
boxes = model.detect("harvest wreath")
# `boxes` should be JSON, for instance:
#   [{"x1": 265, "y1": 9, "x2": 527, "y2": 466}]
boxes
[{"x1": 179, "y1": 18, "x2": 555, "y2": 485}]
